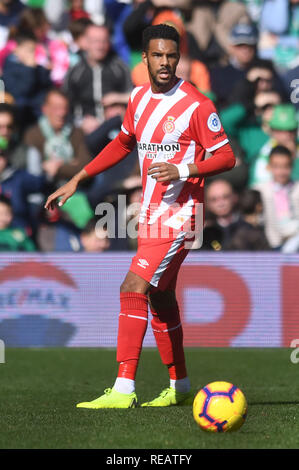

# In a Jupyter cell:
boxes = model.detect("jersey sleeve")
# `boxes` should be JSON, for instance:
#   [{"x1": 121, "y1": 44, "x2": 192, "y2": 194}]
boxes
[
  {"x1": 189, "y1": 99, "x2": 229, "y2": 153},
  {"x1": 121, "y1": 93, "x2": 135, "y2": 137}
]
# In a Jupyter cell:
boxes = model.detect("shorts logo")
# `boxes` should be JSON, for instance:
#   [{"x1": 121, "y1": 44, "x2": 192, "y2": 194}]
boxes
[
  {"x1": 207, "y1": 113, "x2": 221, "y2": 132},
  {"x1": 163, "y1": 116, "x2": 175, "y2": 134},
  {"x1": 137, "y1": 259, "x2": 149, "y2": 269}
]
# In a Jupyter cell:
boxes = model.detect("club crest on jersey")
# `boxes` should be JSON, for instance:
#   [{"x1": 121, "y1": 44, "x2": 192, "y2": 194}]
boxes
[
  {"x1": 207, "y1": 113, "x2": 221, "y2": 132},
  {"x1": 163, "y1": 116, "x2": 176, "y2": 134}
]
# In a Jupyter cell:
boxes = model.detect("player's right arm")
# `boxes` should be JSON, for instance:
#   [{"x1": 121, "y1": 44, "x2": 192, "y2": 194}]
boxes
[{"x1": 44, "y1": 130, "x2": 136, "y2": 210}]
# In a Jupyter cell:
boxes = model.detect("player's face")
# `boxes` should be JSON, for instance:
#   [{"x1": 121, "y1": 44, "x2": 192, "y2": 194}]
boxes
[{"x1": 143, "y1": 39, "x2": 180, "y2": 93}]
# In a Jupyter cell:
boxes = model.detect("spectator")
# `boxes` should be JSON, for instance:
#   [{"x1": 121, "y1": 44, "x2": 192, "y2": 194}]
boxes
[
  {"x1": 228, "y1": 59, "x2": 287, "y2": 108},
  {"x1": 105, "y1": 174, "x2": 143, "y2": 252},
  {"x1": 204, "y1": 180, "x2": 270, "y2": 251},
  {"x1": 259, "y1": 0, "x2": 299, "y2": 73},
  {"x1": 43, "y1": 0, "x2": 70, "y2": 32},
  {"x1": 0, "y1": 102, "x2": 29, "y2": 169},
  {"x1": 67, "y1": 17, "x2": 93, "y2": 67},
  {"x1": 0, "y1": 0, "x2": 25, "y2": 48},
  {"x1": 0, "y1": 7, "x2": 70, "y2": 86},
  {"x1": 102, "y1": 0, "x2": 132, "y2": 65},
  {"x1": 226, "y1": 188, "x2": 270, "y2": 250},
  {"x1": 37, "y1": 204, "x2": 82, "y2": 252},
  {"x1": 206, "y1": 137, "x2": 249, "y2": 193},
  {"x1": 0, "y1": 194, "x2": 35, "y2": 251},
  {"x1": 83, "y1": 0, "x2": 105, "y2": 25},
  {"x1": 85, "y1": 96, "x2": 138, "y2": 208},
  {"x1": 123, "y1": 175, "x2": 142, "y2": 252},
  {"x1": 254, "y1": 145, "x2": 299, "y2": 251},
  {"x1": 186, "y1": 0, "x2": 250, "y2": 64},
  {"x1": 203, "y1": 179, "x2": 245, "y2": 250},
  {"x1": 249, "y1": 103, "x2": 298, "y2": 186},
  {"x1": 3, "y1": 33, "x2": 52, "y2": 130},
  {"x1": 122, "y1": 0, "x2": 156, "y2": 66},
  {"x1": 0, "y1": 133, "x2": 47, "y2": 231},
  {"x1": 69, "y1": 0, "x2": 90, "y2": 22},
  {"x1": 18, "y1": 7, "x2": 69, "y2": 86},
  {"x1": 37, "y1": 214, "x2": 110, "y2": 252},
  {"x1": 220, "y1": 90, "x2": 283, "y2": 182},
  {"x1": 210, "y1": 22, "x2": 268, "y2": 108},
  {"x1": 23, "y1": 88, "x2": 91, "y2": 184},
  {"x1": 63, "y1": 23, "x2": 133, "y2": 134},
  {"x1": 81, "y1": 217, "x2": 110, "y2": 252},
  {"x1": 238, "y1": 188, "x2": 264, "y2": 227}
]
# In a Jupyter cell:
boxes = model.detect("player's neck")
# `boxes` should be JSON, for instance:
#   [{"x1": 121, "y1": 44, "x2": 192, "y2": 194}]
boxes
[{"x1": 150, "y1": 76, "x2": 180, "y2": 95}]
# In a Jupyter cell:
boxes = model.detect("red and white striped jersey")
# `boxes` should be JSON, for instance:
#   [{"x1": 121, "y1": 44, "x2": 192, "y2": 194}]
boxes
[{"x1": 121, "y1": 79, "x2": 229, "y2": 228}]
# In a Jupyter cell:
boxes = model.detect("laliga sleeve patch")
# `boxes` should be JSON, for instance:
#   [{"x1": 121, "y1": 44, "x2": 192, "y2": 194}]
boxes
[{"x1": 207, "y1": 113, "x2": 221, "y2": 132}]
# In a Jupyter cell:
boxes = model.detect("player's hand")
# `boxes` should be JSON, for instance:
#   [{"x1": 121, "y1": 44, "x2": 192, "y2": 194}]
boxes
[
  {"x1": 44, "y1": 179, "x2": 78, "y2": 211},
  {"x1": 148, "y1": 162, "x2": 179, "y2": 182}
]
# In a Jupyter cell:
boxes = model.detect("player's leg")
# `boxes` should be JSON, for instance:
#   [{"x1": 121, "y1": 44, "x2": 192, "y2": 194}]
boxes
[
  {"x1": 114, "y1": 272, "x2": 150, "y2": 395},
  {"x1": 149, "y1": 288, "x2": 189, "y2": 386},
  {"x1": 141, "y1": 287, "x2": 193, "y2": 406},
  {"x1": 77, "y1": 271, "x2": 149, "y2": 409}
]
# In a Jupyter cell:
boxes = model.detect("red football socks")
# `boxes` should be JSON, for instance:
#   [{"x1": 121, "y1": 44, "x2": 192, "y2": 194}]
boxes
[
  {"x1": 117, "y1": 292, "x2": 148, "y2": 380},
  {"x1": 150, "y1": 303, "x2": 187, "y2": 380}
]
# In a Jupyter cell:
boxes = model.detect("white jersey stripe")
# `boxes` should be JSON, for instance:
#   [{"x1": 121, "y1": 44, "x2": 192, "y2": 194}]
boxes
[
  {"x1": 206, "y1": 138, "x2": 229, "y2": 153},
  {"x1": 121, "y1": 124, "x2": 129, "y2": 135},
  {"x1": 130, "y1": 86, "x2": 143, "y2": 103},
  {"x1": 134, "y1": 87, "x2": 152, "y2": 132}
]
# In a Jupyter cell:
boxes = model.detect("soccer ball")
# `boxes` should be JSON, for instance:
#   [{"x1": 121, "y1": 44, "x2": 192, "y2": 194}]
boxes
[{"x1": 193, "y1": 381, "x2": 247, "y2": 432}]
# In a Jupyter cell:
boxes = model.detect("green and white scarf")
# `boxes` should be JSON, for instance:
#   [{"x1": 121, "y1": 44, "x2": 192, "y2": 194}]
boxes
[{"x1": 39, "y1": 116, "x2": 74, "y2": 162}]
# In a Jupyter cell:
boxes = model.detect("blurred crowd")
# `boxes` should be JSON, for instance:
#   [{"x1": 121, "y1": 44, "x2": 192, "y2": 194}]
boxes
[{"x1": 0, "y1": 0, "x2": 298, "y2": 253}]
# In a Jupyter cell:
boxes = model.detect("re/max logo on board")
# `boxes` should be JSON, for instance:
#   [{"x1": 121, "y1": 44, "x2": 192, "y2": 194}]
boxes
[{"x1": 0, "y1": 290, "x2": 70, "y2": 310}]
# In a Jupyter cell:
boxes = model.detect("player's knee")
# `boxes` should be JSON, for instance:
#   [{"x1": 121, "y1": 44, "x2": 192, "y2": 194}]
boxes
[
  {"x1": 120, "y1": 272, "x2": 149, "y2": 294},
  {"x1": 120, "y1": 279, "x2": 135, "y2": 293}
]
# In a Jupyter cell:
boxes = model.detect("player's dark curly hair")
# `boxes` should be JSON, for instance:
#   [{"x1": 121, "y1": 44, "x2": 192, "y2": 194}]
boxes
[{"x1": 142, "y1": 24, "x2": 180, "y2": 52}]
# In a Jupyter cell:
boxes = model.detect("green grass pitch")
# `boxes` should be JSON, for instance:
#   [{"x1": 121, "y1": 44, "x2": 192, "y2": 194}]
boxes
[{"x1": 0, "y1": 348, "x2": 298, "y2": 449}]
